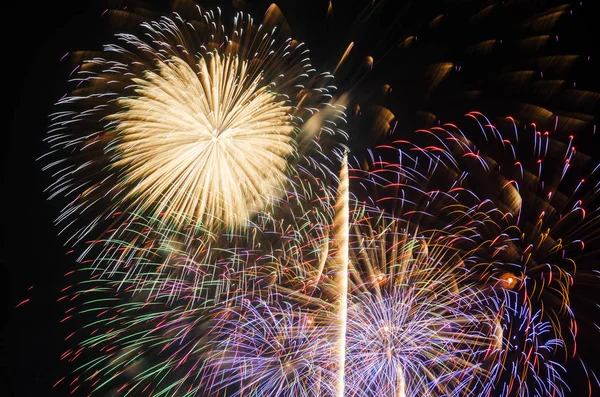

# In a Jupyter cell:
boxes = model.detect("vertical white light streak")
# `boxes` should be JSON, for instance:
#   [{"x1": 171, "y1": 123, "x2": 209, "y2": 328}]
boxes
[
  {"x1": 395, "y1": 363, "x2": 406, "y2": 397},
  {"x1": 333, "y1": 153, "x2": 349, "y2": 397}
]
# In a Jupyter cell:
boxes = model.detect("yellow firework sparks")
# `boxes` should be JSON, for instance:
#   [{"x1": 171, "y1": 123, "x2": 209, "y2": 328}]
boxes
[
  {"x1": 110, "y1": 52, "x2": 296, "y2": 229},
  {"x1": 46, "y1": 5, "x2": 341, "y2": 250}
]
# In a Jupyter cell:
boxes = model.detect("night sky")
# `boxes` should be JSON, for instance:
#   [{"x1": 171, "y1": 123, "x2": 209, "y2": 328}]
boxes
[
  {"x1": 6, "y1": 2, "x2": 106, "y2": 395},
  {"x1": 5, "y1": 0, "x2": 600, "y2": 396}
]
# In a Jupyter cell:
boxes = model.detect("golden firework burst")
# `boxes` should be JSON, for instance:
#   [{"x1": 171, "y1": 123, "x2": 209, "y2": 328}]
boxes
[{"x1": 110, "y1": 52, "x2": 296, "y2": 229}]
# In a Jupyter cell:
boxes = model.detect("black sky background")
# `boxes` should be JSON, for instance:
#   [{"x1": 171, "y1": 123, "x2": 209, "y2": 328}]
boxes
[
  {"x1": 6, "y1": 2, "x2": 106, "y2": 395},
  {"x1": 5, "y1": 0, "x2": 600, "y2": 396}
]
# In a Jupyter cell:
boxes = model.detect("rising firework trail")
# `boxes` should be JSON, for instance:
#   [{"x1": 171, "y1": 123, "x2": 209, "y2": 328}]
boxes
[{"x1": 333, "y1": 153, "x2": 349, "y2": 397}]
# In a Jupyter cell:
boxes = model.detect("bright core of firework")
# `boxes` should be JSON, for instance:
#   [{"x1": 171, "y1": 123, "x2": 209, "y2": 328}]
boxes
[{"x1": 110, "y1": 52, "x2": 295, "y2": 229}]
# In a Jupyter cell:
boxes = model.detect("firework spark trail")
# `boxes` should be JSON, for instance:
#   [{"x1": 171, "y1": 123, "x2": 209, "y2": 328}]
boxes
[
  {"x1": 494, "y1": 290, "x2": 570, "y2": 397},
  {"x1": 333, "y1": 153, "x2": 349, "y2": 397}
]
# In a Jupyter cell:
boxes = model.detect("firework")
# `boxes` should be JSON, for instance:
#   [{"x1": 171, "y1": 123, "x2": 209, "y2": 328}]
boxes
[
  {"x1": 60, "y1": 277, "x2": 215, "y2": 396},
  {"x1": 204, "y1": 298, "x2": 337, "y2": 397},
  {"x1": 43, "y1": 2, "x2": 340, "y2": 246},
  {"x1": 57, "y1": 109, "x2": 600, "y2": 395},
  {"x1": 41, "y1": 1, "x2": 600, "y2": 396},
  {"x1": 341, "y1": 211, "x2": 501, "y2": 397},
  {"x1": 348, "y1": 112, "x2": 600, "y2": 396},
  {"x1": 42, "y1": 1, "x2": 348, "y2": 305}
]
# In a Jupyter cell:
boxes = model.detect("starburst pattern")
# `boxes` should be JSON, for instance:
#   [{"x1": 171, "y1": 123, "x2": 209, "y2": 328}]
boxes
[{"x1": 109, "y1": 52, "x2": 296, "y2": 228}]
